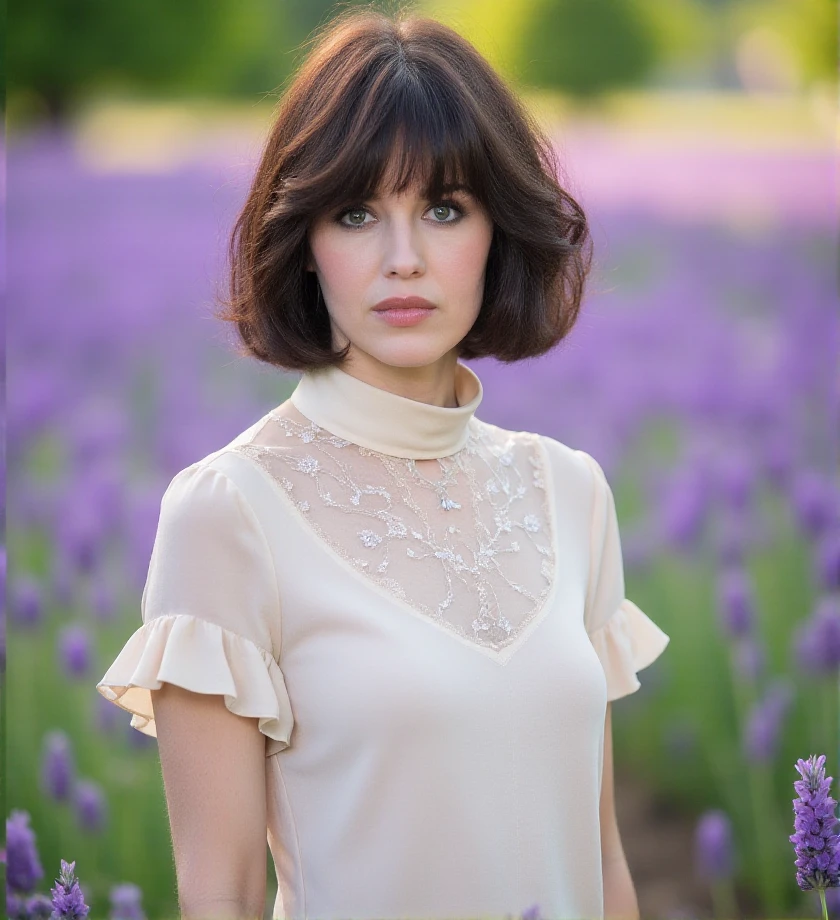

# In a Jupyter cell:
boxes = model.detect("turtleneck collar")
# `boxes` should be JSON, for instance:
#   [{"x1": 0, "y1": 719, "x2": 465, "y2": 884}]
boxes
[{"x1": 289, "y1": 361, "x2": 483, "y2": 460}]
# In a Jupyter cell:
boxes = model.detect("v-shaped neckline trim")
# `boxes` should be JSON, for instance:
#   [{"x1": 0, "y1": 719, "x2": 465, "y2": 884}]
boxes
[{"x1": 227, "y1": 427, "x2": 560, "y2": 667}]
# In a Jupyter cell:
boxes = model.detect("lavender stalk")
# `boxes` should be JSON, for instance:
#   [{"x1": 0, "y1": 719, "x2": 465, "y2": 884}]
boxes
[{"x1": 790, "y1": 754, "x2": 840, "y2": 920}]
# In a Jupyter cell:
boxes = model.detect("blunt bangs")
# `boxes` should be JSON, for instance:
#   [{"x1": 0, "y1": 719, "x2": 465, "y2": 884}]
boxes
[{"x1": 326, "y1": 108, "x2": 483, "y2": 212}]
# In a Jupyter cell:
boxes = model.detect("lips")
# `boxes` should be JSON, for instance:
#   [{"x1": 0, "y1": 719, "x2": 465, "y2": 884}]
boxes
[{"x1": 372, "y1": 296, "x2": 436, "y2": 312}]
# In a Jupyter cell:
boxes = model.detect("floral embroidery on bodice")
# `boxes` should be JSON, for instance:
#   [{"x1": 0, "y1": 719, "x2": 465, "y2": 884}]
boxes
[{"x1": 232, "y1": 407, "x2": 556, "y2": 659}]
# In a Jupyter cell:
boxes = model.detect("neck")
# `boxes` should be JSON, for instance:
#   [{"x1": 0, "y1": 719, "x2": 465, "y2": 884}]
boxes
[{"x1": 289, "y1": 359, "x2": 483, "y2": 460}]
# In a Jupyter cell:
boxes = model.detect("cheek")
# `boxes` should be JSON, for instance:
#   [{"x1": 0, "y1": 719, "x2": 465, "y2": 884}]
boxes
[
  {"x1": 436, "y1": 228, "x2": 493, "y2": 288},
  {"x1": 310, "y1": 233, "x2": 363, "y2": 283}
]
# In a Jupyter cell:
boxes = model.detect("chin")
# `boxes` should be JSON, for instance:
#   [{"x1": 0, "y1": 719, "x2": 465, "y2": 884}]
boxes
[
  {"x1": 373, "y1": 342, "x2": 455, "y2": 367},
  {"x1": 351, "y1": 338, "x2": 458, "y2": 370}
]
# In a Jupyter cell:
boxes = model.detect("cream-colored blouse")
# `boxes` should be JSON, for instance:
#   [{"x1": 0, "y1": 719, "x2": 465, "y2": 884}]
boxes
[{"x1": 96, "y1": 360, "x2": 670, "y2": 920}]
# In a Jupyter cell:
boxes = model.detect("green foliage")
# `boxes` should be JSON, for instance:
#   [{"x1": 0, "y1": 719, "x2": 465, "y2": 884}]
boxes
[
  {"x1": 7, "y1": 0, "x2": 293, "y2": 120},
  {"x1": 514, "y1": 0, "x2": 659, "y2": 97},
  {"x1": 6, "y1": 0, "x2": 836, "y2": 125},
  {"x1": 419, "y1": 0, "x2": 542, "y2": 81},
  {"x1": 633, "y1": 0, "x2": 716, "y2": 73}
]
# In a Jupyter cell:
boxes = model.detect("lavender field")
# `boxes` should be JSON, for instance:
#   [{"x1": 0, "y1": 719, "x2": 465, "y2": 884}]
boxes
[{"x1": 6, "y1": 104, "x2": 839, "y2": 918}]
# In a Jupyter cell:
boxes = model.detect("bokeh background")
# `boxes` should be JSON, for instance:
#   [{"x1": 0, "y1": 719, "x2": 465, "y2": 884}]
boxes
[{"x1": 5, "y1": 1, "x2": 838, "y2": 918}]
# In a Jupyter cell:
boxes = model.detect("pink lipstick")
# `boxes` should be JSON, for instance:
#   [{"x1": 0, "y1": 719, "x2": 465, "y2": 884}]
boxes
[{"x1": 372, "y1": 296, "x2": 436, "y2": 327}]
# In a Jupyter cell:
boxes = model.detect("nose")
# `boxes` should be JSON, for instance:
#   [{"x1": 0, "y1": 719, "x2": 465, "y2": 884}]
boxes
[{"x1": 381, "y1": 216, "x2": 425, "y2": 278}]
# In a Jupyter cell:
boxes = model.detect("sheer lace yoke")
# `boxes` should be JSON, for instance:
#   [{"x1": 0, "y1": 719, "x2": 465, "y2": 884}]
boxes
[{"x1": 232, "y1": 402, "x2": 558, "y2": 662}]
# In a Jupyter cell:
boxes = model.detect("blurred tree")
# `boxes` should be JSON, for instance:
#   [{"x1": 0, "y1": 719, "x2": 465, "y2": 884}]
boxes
[
  {"x1": 0, "y1": 1, "x2": 6, "y2": 114},
  {"x1": 7, "y1": 0, "x2": 293, "y2": 123},
  {"x1": 423, "y1": 0, "x2": 716, "y2": 93},
  {"x1": 8, "y1": 0, "x2": 833, "y2": 128},
  {"x1": 285, "y1": 0, "x2": 379, "y2": 42},
  {"x1": 514, "y1": 0, "x2": 659, "y2": 98},
  {"x1": 420, "y1": 0, "x2": 542, "y2": 80},
  {"x1": 633, "y1": 0, "x2": 716, "y2": 89}
]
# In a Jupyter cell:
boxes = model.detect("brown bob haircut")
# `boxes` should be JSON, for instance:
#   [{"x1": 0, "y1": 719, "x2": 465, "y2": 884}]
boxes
[{"x1": 218, "y1": 3, "x2": 593, "y2": 370}]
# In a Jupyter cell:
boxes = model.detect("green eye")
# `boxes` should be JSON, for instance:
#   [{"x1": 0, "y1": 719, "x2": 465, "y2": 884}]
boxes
[
  {"x1": 343, "y1": 208, "x2": 368, "y2": 226},
  {"x1": 429, "y1": 199, "x2": 464, "y2": 223}
]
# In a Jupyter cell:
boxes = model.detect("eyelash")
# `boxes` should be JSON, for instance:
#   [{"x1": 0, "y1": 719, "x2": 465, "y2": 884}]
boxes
[{"x1": 335, "y1": 198, "x2": 466, "y2": 230}]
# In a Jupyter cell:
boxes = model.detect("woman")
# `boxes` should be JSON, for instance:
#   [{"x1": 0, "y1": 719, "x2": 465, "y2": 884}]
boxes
[{"x1": 97, "y1": 8, "x2": 670, "y2": 920}]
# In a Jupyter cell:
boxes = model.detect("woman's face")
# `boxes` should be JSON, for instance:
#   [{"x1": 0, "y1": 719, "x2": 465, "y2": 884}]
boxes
[{"x1": 306, "y1": 179, "x2": 494, "y2": 374}]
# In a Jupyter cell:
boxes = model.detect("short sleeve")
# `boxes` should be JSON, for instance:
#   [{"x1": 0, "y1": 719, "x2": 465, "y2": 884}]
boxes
[
  {"x1": 96, "y1": 462, "x2": 294, "y2": 753},
  {"x1": 578, "y1": 450, "x2": 670, "y2": 702}
]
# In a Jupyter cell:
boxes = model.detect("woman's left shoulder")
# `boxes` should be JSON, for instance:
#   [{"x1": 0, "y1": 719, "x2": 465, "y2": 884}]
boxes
[{"x1": 471, "y1": 418, "x2": 594, "y2": 487}]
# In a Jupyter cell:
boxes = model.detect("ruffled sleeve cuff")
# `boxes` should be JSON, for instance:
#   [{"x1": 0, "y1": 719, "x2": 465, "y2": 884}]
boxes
[
  {"x1": 96, "y1": 614, "x2": 294, "y2": 756},
  {"x1": 588, "y1": 599, "x2": 670, "y2": 702}
]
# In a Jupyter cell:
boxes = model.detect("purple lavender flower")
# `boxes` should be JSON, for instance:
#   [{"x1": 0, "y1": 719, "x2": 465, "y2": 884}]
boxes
[
  {"x1": 57, "y1": 623, "x2": 92, "y2": 679},
  {"x1": 694, "y1": 809, "x2": 734, "y2": 880},
  {"x1": 109, "y1": 882, "x2": 147, "y2": 920},
  {"x1": 25, "y1": 892, "x2": 54, "y2": 919},
  {"x1": 816, "y1": 533, "x2": 840, "y2": 593},
  {"x1": 657, "y1": 464, "x2": 711, "y2": 550},
  {"x1": 5, "y1": 810, "x2": 44, "y2": 894},
  {"x1": 795, "y1": 597, "x2": 840, "y2": 675},
  {"x1": 57, "y1": 504, "x2": 104, "y2": 575},
  {"x1": 124, "y1": 485, "x2": 168, "y2": 592},
  {"x1": 92, "y1": 579, "x2": 117, "y2": 622},
  {"x1": 126, "y1": 721, "x2": 157, "y2": 749},
  {"x1": 73, "y1": 779, "x2": 108, "y2": 834},
  {"x1": 519, "y1": 905, "x2": 541, "y2": 920},
  {"x1": 40, "y1": 731, "x2": 76, "y2": 802},
  {"x1": 789, "y1": 754, "x2": 840, "y2": 891},
  {"x1": 791, "y1": 472, "x2": 840, "y2": 540},
  {"x1": 49, "y1": 859, "x2": 90, "y2": 919},
  {"x1": 64, "y1": 398, "x2": 129, "y2": 468},
  {"x1": 762, "y1": 435, "x2": 795, "y2": 489},
  {"x1": 95, "y1": 692, "x2": 122, "y2": 734},
  {"x1": 66, "y1": 463, "x2": 126, "y2": 545},
  {"x1": 744, "y1": 679, "x2": 794, "y2": 764},
  {"x1": 716, "y1": 566, "x2": 755, "y2": 638},
  {"x1": 11, "y1": 577, "x2": 43, "y2": 628},
  {"x1": 715, "y1": 452, "x2": 754, "y2": 511},
  {"x1": 0, "y1": 544, "x2": 7, "y2": 610},
  {"x1": 8, "y1": 368, "x2": 59, "y2": 450},
  {"x1": 715, "y1": 512, "x2": 750, "y2": 567},
  {"x1": 6, "y1": 886, "x2": 27, "y2": 920}
]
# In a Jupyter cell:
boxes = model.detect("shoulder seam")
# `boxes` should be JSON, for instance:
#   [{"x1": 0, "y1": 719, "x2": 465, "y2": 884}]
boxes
[{"x1": 203, "y1": 460, "x2": 285, "y2": 661}]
